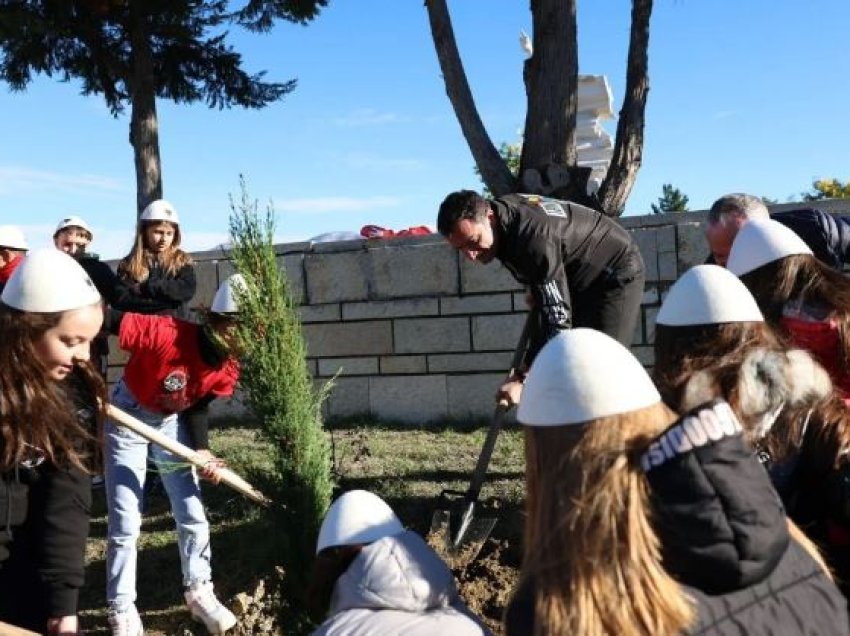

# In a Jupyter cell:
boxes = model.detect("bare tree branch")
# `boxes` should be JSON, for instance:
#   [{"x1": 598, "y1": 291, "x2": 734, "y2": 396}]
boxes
[
  {"x1": 597, "y1": 0, "x2": 653, "y2": 216},
  {"x1": 424, "y1": 0, "x2": 514, "y2": 196}
]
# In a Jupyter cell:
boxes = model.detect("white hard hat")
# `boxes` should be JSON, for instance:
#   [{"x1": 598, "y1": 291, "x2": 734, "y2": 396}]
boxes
[
  {"x1": 211, "y1": 273, "x2": 246, "y2": 314},
  {"x1": 0, "y1": 225, "x2": 28, "y2": 250},
  {"x1": 55, "y1": 215, "x2": 93, "y2": 237},
  {"x1": 517, "y1": 328, "x2": 660, "y2": 427},
  {"x1": 140, "y1": 199, "x2": 180, "y2": 224},
  {"x1": 727, "y1": 218, "x2": 812, "y2": 276},
  {"x1": 1, "y1": 248, "x2": 101, "y2": 312},
  {"x1": 656, "y1": 265, "x2": 763, "y2": 326},
  {"x1": 316, "y1": 490, "x2": 404, "y2": 554}
]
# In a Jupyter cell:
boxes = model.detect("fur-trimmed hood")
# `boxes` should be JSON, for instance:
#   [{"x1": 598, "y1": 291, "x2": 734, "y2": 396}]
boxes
[{"x1": 680, "y1": 347, "x2": 832, "y2": 440}]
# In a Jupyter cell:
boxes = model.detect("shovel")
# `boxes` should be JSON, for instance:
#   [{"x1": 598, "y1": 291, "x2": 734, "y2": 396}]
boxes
[
  {"x1": 105, "y1": 402, "x2": 271, "y2": 507},
  {"x1": 430, "y1": 312, "x2": 532, "y2": 564}
]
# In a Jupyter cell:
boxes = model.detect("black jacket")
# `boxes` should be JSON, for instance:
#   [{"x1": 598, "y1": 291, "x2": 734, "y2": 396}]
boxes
[
  {"x1": 0, "y1": 369, "x2": 97, "y2": 622},
  {"x1": 118, "y1": 260, "x2": 196, "y2": 319},
  {"x1": 491, "y1": 194, "x2": 644, "y2": 362},
  {"x1": 505, "y1": 400, "x2": 849, "y2": 635},
  {"x1": 773, "y1": 208, "x2": 850, "y2": 269}
]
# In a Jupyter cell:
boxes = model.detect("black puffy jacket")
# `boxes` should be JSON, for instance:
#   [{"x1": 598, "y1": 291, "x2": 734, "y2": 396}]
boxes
[{"x1": 505, "y1": 400, "x2": 849, "y2": 636}]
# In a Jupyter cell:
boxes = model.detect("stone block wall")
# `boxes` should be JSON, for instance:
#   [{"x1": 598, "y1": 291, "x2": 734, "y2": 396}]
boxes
[{"x1": 106, "y1": 199, "x2": 850, "y2": 424}]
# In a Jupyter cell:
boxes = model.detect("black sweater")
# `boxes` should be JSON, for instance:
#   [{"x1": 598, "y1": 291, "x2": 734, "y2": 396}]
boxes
[
  {"x1": 505, "y1": 400, "x2": 849, "y2": 635},
  {"x1": 118, "y1": 260, "x2": 196, "y2": 320},
  {"x1": 0, "y1": 369, "x2": 97, "y2": 620}
]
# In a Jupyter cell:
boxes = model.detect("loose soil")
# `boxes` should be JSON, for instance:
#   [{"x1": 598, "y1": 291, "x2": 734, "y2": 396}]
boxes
[{"x1": 76, "y1": 423, "x2": 525, "y2": 635}]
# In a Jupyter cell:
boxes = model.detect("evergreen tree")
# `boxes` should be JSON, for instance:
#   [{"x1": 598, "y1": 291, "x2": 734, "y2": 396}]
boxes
[
  {"x1": 0, "y1": 0, "x2": 327, "y2": 214},
  {"x1": 228, "y1": 177, "x2": 333, "y2": 591},
  {"x1": 650, "y1": 183, "x2": 689, "y2": 214}
]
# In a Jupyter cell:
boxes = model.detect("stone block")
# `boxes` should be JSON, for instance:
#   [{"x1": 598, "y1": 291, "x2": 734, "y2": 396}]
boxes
[
  {"x1": 658, "y1": 250, "x2": 678, "y2": 281},
  {"x1": 194, "y1": 260, "x2": 219, "y2": 308},
  {"x1": 440, "y1": 294, "x2": 513, "y2": 315},
  {"x1": 107, "y1": 365, "x2": 124, "y2": 384},
  {"x1": 107, "y1": 336, "x2": 129, "y2": 365},
  {"x1": 394, "y1": 317, "x2": 470, "y2": 354},
  {"x1": 677, "y1": 222, "x2": 707, "y2": 273},
  {"x1": 305, "y1": 250, "x2": 370, "y2": 304},
  {"x1": 428, "y1": 351, "x2": 513, "y2": 373},
  {"x1": 460, "y1": 259, "x2": 522, "y2": 294},
  {"x1": 368, "y1": 375, "x2": 447, "y2": 423},
  {"x1": 217, "y1": 260, "x2": 236, "y2": 281},
  {"x1": 326, "y1": 377, "x2": 370, "y2": 418},
  {"x1": 302, "y1": 321, "x2": 393, "y2": 357},
  {"x1": 472, "y1": 314, "x2": 527, "y2": 351},
  {"x1": 447, "y1": 373, "x2": 515, "y2": 422},
  {"x1": 306, "y1": 359, "x2": 317, "y2": 376},
  {"x1": 630, "y1": 227, "x2": 659, "y2": 281},
  {"x1": 512, "y1": 292, "x2": 531, "y2": 310},
  {"x1": 279, "y1": 253, "x2": 306, "y2": 304},
  {"x1": 644, "y1": 306, "x2": 659, "y2": 344},
  {"x1": 632, "y1": 345, "x2": 655, "y2": 367},
  {"x1": 343, "y1": 298, "x2": 439, "y2": 321},
  {"x1": 209, "y1": 390, "x2": 248, "y2": 420},
  {"x1": 657, "y1": 225, "x2": 676, "y2": 253},
  {"x1": 318, "y1": 357, "x2": 379, "y2": 377},
  {"x1": 380, "y1": 356, "x2": 427, "y2": 374},
  {"x1": 299, "y1": 304, "x2": 341, "y2": 323},
  {"x1": 369, "y1": 243, "x2": 458, "y2": 298},
  {"x1": 632, "y1": 312, "x2": 645, "y2": 346},
  {"x1": 642, "y1": 285, "x2": 658, "y2": 306}
]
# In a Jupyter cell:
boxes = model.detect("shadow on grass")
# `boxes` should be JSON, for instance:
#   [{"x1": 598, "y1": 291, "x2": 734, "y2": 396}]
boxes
[{"x1": 324, "y1": 413, "x2": 523, "y2": 433}]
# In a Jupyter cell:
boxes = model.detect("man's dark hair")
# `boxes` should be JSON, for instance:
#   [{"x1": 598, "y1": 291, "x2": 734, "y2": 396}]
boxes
[{"x1": 436, "y1": 190, "x2": 491, "y2": 236}]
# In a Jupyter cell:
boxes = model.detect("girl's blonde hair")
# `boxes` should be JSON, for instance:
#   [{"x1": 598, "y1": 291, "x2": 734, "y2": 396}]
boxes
[
  {"x1": 117, "y1": 220, "x2": 192, "y2": 283},
  {"x1": 520, "y1": 401, "x2": 696, "y2": 636}
]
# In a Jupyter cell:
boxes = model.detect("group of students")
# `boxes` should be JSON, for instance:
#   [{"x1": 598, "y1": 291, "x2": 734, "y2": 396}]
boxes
[
  {"x1": 6, "y1": 192, "x2": 850, "y2": 635},
  {"x1": 0, "y1": 202, "x2": 242, "y2": 635},
  {"x1": 305, "y1": 208, "x2": 850, "y2": 635}
]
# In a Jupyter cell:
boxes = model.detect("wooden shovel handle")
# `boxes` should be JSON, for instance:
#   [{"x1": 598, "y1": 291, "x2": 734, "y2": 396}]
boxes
[{"x1": 105, "y1": 402, "x2": 271, "y2": 507}]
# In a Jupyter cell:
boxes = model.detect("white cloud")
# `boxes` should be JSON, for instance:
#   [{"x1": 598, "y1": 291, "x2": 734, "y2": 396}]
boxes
[
  {"x1": 0, "y1": 165, "x2": 127, "y2": 196},
  {"x1": 271, "y1": 196, "x2": 403, "y2": 214},
  {"x1": 332, "y1": 108, "x2": 410, "y2": 127}
]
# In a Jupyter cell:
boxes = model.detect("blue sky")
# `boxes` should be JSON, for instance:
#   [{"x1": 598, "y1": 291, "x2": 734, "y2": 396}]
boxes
[{"x1": 1, "y1": 1, "x2": 848, "y2": 257}]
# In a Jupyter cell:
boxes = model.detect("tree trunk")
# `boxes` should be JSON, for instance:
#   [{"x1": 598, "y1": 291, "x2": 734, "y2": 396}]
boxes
[
  {"x1": 520, "y1": 0, "x2": 577, "y2": 174},
  {"x1": 596, "y1": 0, "x2": 653, "y2": 217},
  {"x1": 128, "y1": 1, "x2": 162, "y2": 216},
  {"x1": 424, "y1": 0, "x2": 514, "y2": 197}
]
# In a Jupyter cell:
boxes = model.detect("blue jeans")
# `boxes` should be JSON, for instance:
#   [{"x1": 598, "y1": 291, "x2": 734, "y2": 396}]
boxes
[{"x1": 105, "y1": 380, "x2": 212, "y2": 610}]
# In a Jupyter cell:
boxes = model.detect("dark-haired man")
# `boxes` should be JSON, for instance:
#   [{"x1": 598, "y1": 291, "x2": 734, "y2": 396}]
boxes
[{"x1": 437, "y1": 190, "x2": 645, "y2": 404}]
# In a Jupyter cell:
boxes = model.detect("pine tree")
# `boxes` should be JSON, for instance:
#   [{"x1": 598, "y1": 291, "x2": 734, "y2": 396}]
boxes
[
  {"x1": 0, "y1": 0, "x2": 327, "y2": 213},
  {"x1": 650, "y1": 183, "x2": 690, "y2": 214}
]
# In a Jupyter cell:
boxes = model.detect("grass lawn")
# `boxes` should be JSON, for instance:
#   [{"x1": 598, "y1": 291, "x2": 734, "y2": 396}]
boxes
[{"x1": 78, "y1": 419, "x2": 526, "y2": 635}]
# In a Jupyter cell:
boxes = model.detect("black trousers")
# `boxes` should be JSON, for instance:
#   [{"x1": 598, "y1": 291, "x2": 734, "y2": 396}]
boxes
[{"x1": 573, "y1": 259, "x2": 646, "y2": 347}]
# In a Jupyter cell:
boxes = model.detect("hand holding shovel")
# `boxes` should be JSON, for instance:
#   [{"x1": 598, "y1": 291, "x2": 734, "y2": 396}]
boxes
[{"x1": 105, "y1": 402, "x2": 271, "y2": 507}]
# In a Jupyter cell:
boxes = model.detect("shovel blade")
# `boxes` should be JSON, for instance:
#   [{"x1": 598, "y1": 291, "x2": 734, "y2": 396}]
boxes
[{"x1": 426, "y1": 507, "x2": 497, "y2": 569}]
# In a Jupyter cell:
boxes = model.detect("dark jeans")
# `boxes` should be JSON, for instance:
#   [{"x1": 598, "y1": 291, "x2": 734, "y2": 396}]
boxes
[{"x1": 573, "y1": 253, "x2": 646, "y2": 346}]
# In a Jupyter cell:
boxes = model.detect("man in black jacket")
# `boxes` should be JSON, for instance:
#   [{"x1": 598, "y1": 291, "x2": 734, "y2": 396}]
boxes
[
  {"x1": 706, "y1": 192, "x2": 850, "y2": 268},
  {"x1": 437, "y1": 190, "x2": 645, "y2": 404}
]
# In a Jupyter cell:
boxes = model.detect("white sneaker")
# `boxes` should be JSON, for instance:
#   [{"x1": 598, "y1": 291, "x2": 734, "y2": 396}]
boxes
[
  {"x1": 107, "y1": 604, "x2": 144, "y2": 636},
  {"x1": 185, "y1": 581, "x2": 237, "y2": 634}
]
